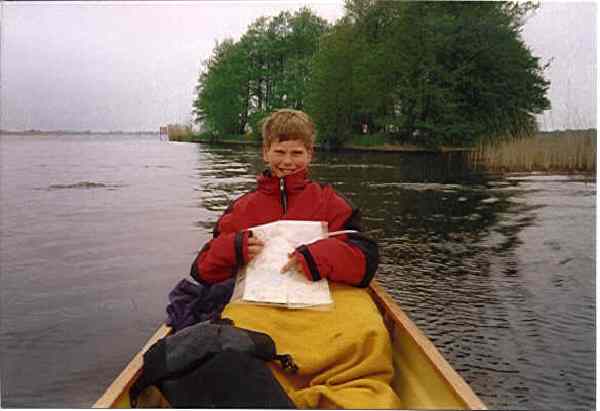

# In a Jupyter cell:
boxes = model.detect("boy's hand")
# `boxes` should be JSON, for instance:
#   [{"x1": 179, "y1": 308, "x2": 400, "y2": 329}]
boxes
[
  {"x1": 247, "y1": 236, "x2": 265, "y2": 261},
  {"x1": 281, "y1": 253, "x2": 303, "y2": 274}
]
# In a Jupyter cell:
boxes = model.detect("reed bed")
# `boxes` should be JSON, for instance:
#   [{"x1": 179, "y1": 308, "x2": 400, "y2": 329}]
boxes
[
  {"x1": 470, "y1": 130, "x2": 596, "y2": 173},
  {"x1": 167, "y1": 125, "x2": 193, "y2": 141}
]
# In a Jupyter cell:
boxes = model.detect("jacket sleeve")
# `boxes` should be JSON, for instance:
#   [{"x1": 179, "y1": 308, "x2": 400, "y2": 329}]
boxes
[
  {"x1": 292, "y1": 191, "x2": 379, "y2": 288},
  {"x1": 190, "y1": 205, "x2": 250, "y2": 285}
]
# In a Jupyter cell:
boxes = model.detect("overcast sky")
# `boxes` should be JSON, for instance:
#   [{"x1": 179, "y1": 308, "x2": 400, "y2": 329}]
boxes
[{"x1": 0, "y1": 1, "x2": 596, "y2": 132}]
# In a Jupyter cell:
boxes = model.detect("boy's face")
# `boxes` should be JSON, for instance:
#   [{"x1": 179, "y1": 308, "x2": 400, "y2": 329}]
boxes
[{"x1": 263, "y1": 138, "x2": 313, "y2": 178}]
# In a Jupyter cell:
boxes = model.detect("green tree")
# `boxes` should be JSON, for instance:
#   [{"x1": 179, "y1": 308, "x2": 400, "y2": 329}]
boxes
[
  {"x1": 193, "y1": 39, "x2": 249, "y2": 137},
  {"x1": 392, "y1": 1, "x2": 550, "y2": 146},
  {"x1": 309, "y1": 0, "x2": 550, "y2": 147},
  {"x1": 242, "y1": 9, "x2": 329, "y2": 133},
  {"x1": 306, "y1": 19, "x2": 358, "y2": 147},
  {"x1": 195, "y1": 8, "x2": 329, "y2": 137}
]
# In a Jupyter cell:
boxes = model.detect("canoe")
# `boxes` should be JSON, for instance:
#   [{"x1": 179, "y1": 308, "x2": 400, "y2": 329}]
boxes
[{"x1": 93, "y1": 281, "x2": 486, "y2": 409}]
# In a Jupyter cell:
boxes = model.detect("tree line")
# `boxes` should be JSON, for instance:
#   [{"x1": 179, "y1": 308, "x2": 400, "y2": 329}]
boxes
[{"x1": 192, "y1": 1, "x2": 550, "y2": 148}]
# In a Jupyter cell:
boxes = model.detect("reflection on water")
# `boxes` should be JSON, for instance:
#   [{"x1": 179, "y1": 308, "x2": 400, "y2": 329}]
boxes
[{"x1": 0, "y1": 135, "x2": 594, "y2": 410}]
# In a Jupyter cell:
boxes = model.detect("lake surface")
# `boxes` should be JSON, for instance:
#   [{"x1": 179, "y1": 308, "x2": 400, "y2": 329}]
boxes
[{"x1": 0, "y1": 133, "x2": 595, "y2": 409}]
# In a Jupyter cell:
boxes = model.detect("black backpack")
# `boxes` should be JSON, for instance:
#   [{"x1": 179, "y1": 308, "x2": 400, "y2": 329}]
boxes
[{"x1": 129, "y1": 319, "x2": 298, "y2": 408}]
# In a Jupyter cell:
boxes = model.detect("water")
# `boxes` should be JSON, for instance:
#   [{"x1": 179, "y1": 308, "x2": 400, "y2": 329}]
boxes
[{"x1": 0, "y1": 134, "x2": 595, "y2": 409}]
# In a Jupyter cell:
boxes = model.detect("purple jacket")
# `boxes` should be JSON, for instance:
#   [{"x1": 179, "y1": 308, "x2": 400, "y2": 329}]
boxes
[{"x1": 165, "y1": 277, "x2": 235, "y2": 332}]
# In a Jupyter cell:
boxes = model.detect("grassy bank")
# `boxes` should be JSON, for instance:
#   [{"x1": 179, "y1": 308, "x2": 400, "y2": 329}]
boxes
[
  {"x1": 469, "y1": 129, "x2": 596, "y2": 173},
  {"x1": 345, "y1": 134, "x2": 471, "y2": 152},
  {"x1": 169, "y1": 130, "x2": 471, "y2": 152},
  {"x1": 345, "y1": 133, "x2": 433, "y2": 152},
  {"x1": 168, "y1": 130, "x2": 260, "y2": 145}
]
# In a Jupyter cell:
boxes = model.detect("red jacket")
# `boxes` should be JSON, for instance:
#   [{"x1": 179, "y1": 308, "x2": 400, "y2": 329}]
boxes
[{"x1": 191, "y1": 169, "x2": 378, "y2": 287}]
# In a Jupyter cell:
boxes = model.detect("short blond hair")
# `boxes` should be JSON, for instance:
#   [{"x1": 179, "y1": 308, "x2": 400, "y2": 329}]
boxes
[{"x1": 261, "y1": 109, "x2": 315, "y2": 150}]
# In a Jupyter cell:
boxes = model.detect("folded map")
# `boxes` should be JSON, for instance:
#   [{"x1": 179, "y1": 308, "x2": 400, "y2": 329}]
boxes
[{"x1": 231, "y1": 220, "x2": 334, "y2": 309}]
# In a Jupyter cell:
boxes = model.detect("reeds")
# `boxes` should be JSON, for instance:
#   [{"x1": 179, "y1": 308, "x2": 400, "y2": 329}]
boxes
[
  {"x1": 167, "y1": 124, "x2": 193, "y2": 141},
  {"x1": 469, "y1": 129, "x2": 596, "y2": 173}
]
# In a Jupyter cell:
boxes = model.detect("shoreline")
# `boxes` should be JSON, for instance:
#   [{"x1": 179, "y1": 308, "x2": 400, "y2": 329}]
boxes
[
  {"x1": 0, "y1": 130, "x2": 159, "y2": 136},
  {"x1": 170, "y1": 137, "x2": 596, "y2": 175},
  {"x1": 169, "y1": 137, "x2": 474, "y2": 153}
]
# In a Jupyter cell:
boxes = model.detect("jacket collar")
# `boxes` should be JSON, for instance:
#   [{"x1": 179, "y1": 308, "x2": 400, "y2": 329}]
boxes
[{"x1": 257, "y1": 168, "x2": 309, "y2": 194}]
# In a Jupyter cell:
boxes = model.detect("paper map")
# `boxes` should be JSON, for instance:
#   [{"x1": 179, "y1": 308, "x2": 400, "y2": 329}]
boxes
[{"x1": 231, "y1": 220, "x2": 334, "y2": 309}]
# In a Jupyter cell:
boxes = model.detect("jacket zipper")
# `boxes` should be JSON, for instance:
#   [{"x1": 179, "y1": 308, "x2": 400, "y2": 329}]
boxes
[{"x1": 279, "y1": 177, "x2": 288, "y2": 215}]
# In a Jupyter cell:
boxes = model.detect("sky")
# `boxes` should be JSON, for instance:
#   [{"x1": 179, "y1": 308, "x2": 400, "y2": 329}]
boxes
[{"x1": 0, "y1": 1, "x2": 596, "y2": 132}]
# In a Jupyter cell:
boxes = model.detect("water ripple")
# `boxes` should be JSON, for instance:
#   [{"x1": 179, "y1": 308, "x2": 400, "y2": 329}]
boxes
[{"x1": 45, "y1": 181, "x2": 125, "y2": 190}]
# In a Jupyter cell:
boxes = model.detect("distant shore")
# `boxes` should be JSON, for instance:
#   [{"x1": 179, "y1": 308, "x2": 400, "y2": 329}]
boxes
[{"x1": 0, "y1": 130, "x2": 159, "y2": 135}]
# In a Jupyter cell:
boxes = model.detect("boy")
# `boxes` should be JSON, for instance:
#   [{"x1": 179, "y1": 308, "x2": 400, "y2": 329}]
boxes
[
  {"x1": 187, "y1": 109, "x2": 401, "y2": 409},
  {"x1": 190, "y1": 108, "x2": 378, "y2": 288}
]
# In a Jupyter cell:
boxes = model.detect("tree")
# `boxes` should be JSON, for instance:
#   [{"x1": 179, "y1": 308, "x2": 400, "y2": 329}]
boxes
[
  {"x1": 194, "y1": 8, "x2": 329, "y2": 137},
  {"x1": 305, "y1": 20, "x2": 357, "y2": 148},
  {"x1": 390, "y1": 1, "x2": 550, "y2": 145},
  {"x1": 242, "y1": 8, "x2": 329, "y2": 132},
  {"x1": 193, "y1": 39, "x2": 249, "y2": 137},
  {"x1": 309, "y1": 0, "x2": 550, "y2": 147}
]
